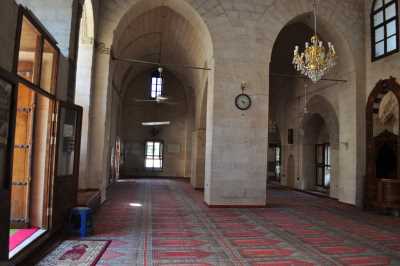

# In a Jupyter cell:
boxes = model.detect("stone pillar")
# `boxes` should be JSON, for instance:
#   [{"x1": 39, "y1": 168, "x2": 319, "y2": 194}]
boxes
[
  {"x1": 338, "y1": 83, "x2": 358, "y2": 205},
  {"x1": 75, "y1": 42, "x2": 93, "y2": 189},
  {"x1": 86, "y1": 51, "x2": 110, "y2": 200},
  {"x1": 191, "y1": 129, "x2": 206, "y2": 189},
  {"x1": 204, "y1": 61, "x2": 268, "y2": 206}
]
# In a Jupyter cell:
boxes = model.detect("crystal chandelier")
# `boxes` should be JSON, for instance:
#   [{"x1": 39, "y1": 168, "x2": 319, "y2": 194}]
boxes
[{"x1": 293, "y1": 0, "x2": 337, "y2": 83}]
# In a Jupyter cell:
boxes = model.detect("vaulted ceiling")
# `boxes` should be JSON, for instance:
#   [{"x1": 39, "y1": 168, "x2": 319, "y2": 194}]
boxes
[{"x1": 111, "y1": 6, "x2": 211, "y2": 101}]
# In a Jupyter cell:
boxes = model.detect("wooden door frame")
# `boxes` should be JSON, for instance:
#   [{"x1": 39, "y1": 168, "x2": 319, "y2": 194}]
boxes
[
  {"x1": 37, "y1": 94, "x2": 57, "y2": 230},
  {"x1": 55, "y1": 101, "x2": 83, "y2": 182},
  {"x1": 366, "y1": 77, "x2": 400, "y2": 208},
  {"x1": 0, "y1": 66, "x2": 18, "y2": 261},
  {"x1": 13, "y1": 6, "x2": 60, "y2": 97},
  {"x1": 12, "y1": 6, "x2": 60, "y2": 229}
]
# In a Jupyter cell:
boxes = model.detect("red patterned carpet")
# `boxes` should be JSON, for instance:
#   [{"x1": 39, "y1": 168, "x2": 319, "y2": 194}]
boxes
[{"x1": 88, "y1": 179, "x2": 400, "y2": 266}]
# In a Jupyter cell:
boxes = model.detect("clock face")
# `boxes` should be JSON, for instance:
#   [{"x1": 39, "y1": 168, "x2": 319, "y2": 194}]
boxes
[{"x1": 235, "y1": 93, "x2": 252, "y2": 110}]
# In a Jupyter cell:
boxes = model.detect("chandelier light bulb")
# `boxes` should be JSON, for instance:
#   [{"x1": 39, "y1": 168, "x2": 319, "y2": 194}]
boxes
[{"x1": 292, "y1": 0, "x2": 337, "y2": 83}]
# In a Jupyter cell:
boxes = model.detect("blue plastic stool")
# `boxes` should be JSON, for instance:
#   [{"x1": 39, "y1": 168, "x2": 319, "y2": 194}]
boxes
[{"x1": 69, "y1": 207, "x2": 93, "y2": 237}]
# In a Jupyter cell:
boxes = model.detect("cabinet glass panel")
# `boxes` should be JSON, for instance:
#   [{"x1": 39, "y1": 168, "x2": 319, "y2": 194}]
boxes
[{"x1": 56, "y1": 107, "x2": 78, "y2": 176}]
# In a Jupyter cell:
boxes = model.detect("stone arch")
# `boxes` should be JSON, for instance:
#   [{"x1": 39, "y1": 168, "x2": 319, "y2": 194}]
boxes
[
  {"x1": 264, "y1": 0, "x2": 360, "y2": 204},
  {"x1": 301, "y1": 95, "x2": 340, "y2": 196},
  {"x1": 110, "y1": 1, "x2": 214, "y2": 99},
  {"x1": 263, "y1": 0, "x2": 359, "y2": 75},
  {"x1": 305, "y1": 95, "x2": 340, "y2": 148},
  {"x1": 266, "y1": 1, "x2": 359, "y2": 109},
  {"x1": 86, "y1": 0, "x2": 215, "y2": 199}
]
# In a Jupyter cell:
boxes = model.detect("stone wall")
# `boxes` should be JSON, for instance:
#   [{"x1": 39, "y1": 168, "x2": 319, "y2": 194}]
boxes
[
  {"x1": 120, "y1": 70, "x2": 191, "y2": 178},
  {"x1": 3, "y1": 0, "x2": 399, "y2": 211},
  {"x1": 85, "y1": 0, "x2": 367, "y2": 206},
  {"x1": 365, "y1": 0, "x2": 400, "y2": 97},
  {"x1": 363, "y1": 0, "x2": 400, "y2": 204}
]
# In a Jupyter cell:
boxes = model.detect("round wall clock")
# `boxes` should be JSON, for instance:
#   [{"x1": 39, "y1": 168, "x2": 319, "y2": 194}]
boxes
[{"x1": 235, "y1": 93, "x2": 252, "y2": 110}]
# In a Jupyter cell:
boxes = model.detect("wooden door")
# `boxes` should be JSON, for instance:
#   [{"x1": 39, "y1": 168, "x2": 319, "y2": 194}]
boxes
[{"x1": 11, "y1": 84, "x2": 34, "y2": 227}]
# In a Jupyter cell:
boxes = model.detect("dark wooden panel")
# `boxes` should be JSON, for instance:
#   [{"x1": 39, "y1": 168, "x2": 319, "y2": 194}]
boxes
[
  {"x1": 377, "y1": 179, "x2": 400, "y2": 208},
  {"x1": 51, "y1": 176, "x2": 76, "y2": 231},
  {"x1": 0, "y1": 192, "x2": 11, "y2": 260}
]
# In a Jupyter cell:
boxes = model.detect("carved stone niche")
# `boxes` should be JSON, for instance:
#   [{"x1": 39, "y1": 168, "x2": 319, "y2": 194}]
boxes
[{"x1": 366, "y1": 77, "x2": 400, "y2": 210}]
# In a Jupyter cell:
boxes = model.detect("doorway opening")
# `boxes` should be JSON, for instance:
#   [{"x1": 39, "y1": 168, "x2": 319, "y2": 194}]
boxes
[{"x1": 303, "y1": 113, "x2": 332, "y2": 195}]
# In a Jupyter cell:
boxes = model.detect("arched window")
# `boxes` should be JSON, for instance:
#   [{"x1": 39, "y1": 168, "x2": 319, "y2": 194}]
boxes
[{"x1": 371, "y1": 0, "x2": 399, "y2": 60}]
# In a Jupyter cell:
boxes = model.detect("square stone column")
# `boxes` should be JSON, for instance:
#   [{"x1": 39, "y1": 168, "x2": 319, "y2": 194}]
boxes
[
  {"x1": 191, "y1": 129, "x2": 206, "y2": 189},
  {"x1": 204, "y1": 61, "x2": 269, "y2": 206}
]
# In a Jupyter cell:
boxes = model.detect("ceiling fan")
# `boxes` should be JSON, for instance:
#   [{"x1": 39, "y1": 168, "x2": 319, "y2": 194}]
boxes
[{"x1": 133, "y1": 95, "x2": 179, "y2": 105}]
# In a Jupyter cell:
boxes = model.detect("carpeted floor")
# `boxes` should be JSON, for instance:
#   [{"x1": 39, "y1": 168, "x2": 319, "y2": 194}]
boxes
[{"x1": 88, "y1": 179, "x2": 400, "y2": 266}]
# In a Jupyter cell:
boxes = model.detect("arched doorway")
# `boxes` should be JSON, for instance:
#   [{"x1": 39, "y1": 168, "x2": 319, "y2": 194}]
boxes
[
  {"x1": 262, "y1": 0, "x2": 365, "y2": 206},
  {"x1": 86, "y1": 0, "x2": 214, "y2": 199},
  {"x1": 267, "y1": 8, "x2": 352, "y2": 202},
  {"x1": 366, "y1": 77, "x2": 400, "y2": 210},
  {"x1": 301, "y1": 95, "x2": 339, "y2": 197},
  {"x1": 303, "y1": 113, "x2": 331, "y2": 193},
  {"x1": 104, "y1": 1, "x2": 213, "y2": 184}
]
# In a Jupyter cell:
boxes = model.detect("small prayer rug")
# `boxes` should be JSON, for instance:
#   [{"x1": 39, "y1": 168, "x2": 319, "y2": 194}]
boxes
[{"x1": 37, "y1": 240, "x2": 110, "y2": 266}]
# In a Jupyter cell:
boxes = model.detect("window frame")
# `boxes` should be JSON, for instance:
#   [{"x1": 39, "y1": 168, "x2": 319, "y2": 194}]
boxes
[
  {"x1": 371, "y1": 0, "x2": 399, "y2": 61},
  {"x1": 149, "y1": 71, "x2": 163, "y2": 99},
  {"x1": 144, "y1": 140, "x2": 164, "y2": 171},
  {"x1": 315, "y1": 143, "x2": 331, "y2": 189},
  {"x1": 13, "y1": 6, "x2": 60, "y2": 96},
  {"x1": 271, "y1": 144, "x2": 281, "y2": 180}
]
